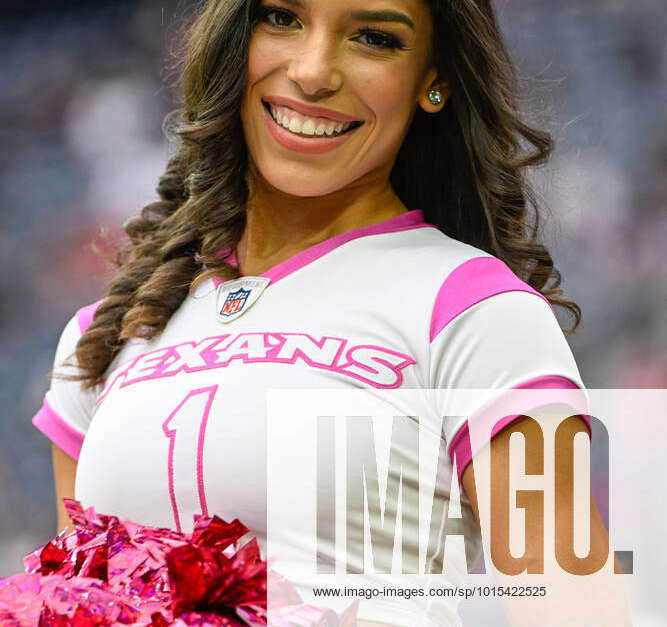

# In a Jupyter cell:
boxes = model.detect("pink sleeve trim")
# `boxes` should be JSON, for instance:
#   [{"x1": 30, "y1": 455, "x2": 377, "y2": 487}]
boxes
[
  {"x1": 32, "y1": 397, "x2": 84, "y2": 461},
  {"x1": 75, "y1": 299, "x2": 104, "y2": 334},
  {"x1": 430, "y1": 256, "x2": 553, "y2": 342},
  {"x1": 449, "y1": 375, "x2": 592, "y2": 483}
]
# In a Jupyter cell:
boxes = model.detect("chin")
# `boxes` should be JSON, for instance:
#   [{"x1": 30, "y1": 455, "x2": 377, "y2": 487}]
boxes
[{"x1": 259, "y1": 164, "x2": 354, "y2": 198}]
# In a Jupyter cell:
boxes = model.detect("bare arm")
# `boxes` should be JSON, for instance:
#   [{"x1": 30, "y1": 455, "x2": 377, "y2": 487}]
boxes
[
  {"x1": 461, "y1": 414, "x2": 632, "y2": 626},
  {"x1": 51, "y1": 442, "x2": 77, "y2": 535},
  {"x1": 461, "y1": 414, "x2": 615, "y2": 574}
]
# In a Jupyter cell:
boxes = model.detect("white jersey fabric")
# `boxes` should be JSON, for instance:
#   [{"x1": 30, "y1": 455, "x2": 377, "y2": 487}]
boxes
[{"x1": 32, "y1": 210, "x2": 588, "y2": 626}]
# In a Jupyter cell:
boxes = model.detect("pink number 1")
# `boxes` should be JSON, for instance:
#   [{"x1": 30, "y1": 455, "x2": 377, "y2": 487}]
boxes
[{"x1": 162, "y1": 385, "x2": 218, "y2": 532}]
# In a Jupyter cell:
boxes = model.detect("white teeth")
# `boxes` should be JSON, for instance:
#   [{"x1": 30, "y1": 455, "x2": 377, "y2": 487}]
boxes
[
  {"x1": 288, "y1": 117, "x2": 301, "y2": 133},
  {"x1": 301, "y1": 119, "x2": 316, "y2": 135},
  {"x1": 267, "y1": 102, "x2": 356, "y2": 137}
]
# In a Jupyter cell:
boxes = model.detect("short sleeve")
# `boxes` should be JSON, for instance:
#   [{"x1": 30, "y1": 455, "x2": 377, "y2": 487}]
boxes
[
  {"x1": 31, "y1": 300, "x2": 103, "y2": 460},
  {"x1": 428, "y1": 257, "x2": 590, "y2": 481}
]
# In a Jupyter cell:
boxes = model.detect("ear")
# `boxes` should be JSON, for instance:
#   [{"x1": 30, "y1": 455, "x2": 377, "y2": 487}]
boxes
[
  {"x1": 417, "y1": 66, "x2": 450, "y2": 113},
  {"x1": 419, "y1": 81, "x2": 450, "y2": 113}
]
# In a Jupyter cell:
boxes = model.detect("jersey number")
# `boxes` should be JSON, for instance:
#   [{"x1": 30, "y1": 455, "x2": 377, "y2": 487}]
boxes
[{"x1": 162, "y1": 385, "x2": 218, "y2": 532}]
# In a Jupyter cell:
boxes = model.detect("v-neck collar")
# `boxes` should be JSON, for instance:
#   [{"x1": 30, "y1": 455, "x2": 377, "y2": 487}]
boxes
[{"x1": 211, "y1": 209, "x2": 436, "y2": 288}]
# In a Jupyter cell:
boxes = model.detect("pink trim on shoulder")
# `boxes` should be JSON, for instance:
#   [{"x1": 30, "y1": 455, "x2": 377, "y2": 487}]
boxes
[
  {"x1": 212, "y1": 209, "x2": 437, "y2": 288},
  {"x1": 449, "y1": 375, "x2": 592, "y2": 482},
  {"x1": 32, "y1": 397, "x2": 85, "y2": 461},
  {"x1": 430, "y1": 256, "x2": 553, "y2": 342},
  {"x1": 75, "y1": 299, "x2": 104, "y2": 334}
]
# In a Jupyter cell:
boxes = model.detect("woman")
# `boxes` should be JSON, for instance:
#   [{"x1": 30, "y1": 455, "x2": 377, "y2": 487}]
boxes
[{"x1": 31, "y1": 0, "x2": 616, "y2": 625}]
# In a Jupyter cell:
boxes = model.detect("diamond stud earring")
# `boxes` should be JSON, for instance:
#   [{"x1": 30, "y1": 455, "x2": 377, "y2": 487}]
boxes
[{"x1": 427, "y1": 88, "x2": 443, "y2": 106}]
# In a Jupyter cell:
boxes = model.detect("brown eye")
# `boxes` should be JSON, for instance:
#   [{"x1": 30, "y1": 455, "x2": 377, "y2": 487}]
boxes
[
  {"x1": 354, "y1": 28, "x2": 406, "y2": 51},
  {"x1": 257, "y1": 6, "x2": 299, "y2": 29}
]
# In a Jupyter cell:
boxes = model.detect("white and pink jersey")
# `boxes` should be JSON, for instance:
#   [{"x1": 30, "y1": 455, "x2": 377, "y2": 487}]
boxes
[{"x1": 32, "y1": 210, "x2": 588, "y2": 626}]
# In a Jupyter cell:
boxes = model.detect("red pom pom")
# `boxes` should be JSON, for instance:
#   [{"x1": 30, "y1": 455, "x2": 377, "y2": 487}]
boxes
[
  {"x1": 3, "y1": 498, "x2": 359, "y2": 626},
  {"x1": 166, "y1": 544, "x2": 209, "y2": 615},
  {"x1": 191, "y1": 515, "x2": 249, "y2": 552},
  {"x1": 37, "y1": 542, "x2": 68, "y2": 576}
]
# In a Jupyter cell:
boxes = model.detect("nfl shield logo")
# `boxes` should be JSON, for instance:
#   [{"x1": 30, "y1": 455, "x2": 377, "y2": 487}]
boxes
[
  {"x1": 215, "y1": 276, "x2": 270, "y2": 324},
  {"x1": 220, "y1": 287, "x2": 250, "y2": 317}
]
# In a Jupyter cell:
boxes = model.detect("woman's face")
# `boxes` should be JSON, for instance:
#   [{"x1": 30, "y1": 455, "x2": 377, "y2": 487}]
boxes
[{"x1": 240, "y1": 0, "x2": 446, "y2": 198}]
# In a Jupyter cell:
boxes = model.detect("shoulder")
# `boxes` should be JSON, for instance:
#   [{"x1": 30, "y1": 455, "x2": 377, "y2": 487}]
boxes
[
  {"x1": 50, "y1": 298, "x2": 105, "y2": 364},
  {"x1": 427, "y1": 245, "x2": 583, "y2": 390},
  {"x1": 387, "y1": 226, "x2": 551, "y2": 328},
  {"x1": 385, "y1": 221, "x2": 489, "y2": 269},
  {"x1": 429, "y1": 251, "x2": 552, "y2": 342},
  {"x1": 73, "y1": 298, "x2": 105, "y2": 335},
  {"x1": 32, "y1": 298, "x2": 106, "y2": 460},
  {"x1": 367, "y1": 224, "x2": 555, "y2": 336}
]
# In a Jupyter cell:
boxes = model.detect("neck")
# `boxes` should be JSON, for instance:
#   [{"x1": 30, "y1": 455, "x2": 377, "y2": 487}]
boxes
[{"x1": 235, "y1": 172, "x2": 408, "y2": 276}]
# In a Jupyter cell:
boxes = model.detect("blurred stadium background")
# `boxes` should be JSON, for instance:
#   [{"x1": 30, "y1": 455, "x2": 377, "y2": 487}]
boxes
[{"x1": 0, "y1": 0, "x2": 665, "y2": 624}]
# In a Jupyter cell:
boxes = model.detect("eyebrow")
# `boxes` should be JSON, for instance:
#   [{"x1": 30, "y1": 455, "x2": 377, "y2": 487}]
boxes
[{"x1": 276, "y1": 0, "x2": 416, "y2": 31}]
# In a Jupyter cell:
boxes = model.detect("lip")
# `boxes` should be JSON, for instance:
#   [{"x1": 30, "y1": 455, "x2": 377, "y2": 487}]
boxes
[
  {"x1": 263, "y1": 95, "x2": 362, "y2": 123},
  {"x1": 262, "y1": 99, "x2": 362, "y2": 155}
]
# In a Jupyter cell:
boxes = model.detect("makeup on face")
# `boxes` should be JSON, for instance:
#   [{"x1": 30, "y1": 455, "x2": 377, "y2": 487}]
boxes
[
  {"x1": 241, "y1": 0, "x2": 433, "y2": 195},
  {"x1": 261, "y1": 96, "x2": 365, "y2": 154}
]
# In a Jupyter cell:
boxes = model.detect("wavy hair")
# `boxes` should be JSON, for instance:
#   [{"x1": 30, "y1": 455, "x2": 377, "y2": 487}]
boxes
[{"x1": 66, "y1": 0, "x2": 581, "y2": 389}]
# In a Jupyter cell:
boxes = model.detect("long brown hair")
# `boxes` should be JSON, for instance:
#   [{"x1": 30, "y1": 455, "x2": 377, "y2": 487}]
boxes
[{"x1": 68, "y1": 0, "x2": 581, "y2": 390}]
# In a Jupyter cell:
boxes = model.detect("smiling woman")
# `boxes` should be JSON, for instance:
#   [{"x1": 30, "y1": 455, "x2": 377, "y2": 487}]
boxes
[
  {"x1": 241, "y1": 0, "x2": 440, "y2": 201},
  {"x1": 23, "y1": 0, "x2": 615, "y2": 626}
]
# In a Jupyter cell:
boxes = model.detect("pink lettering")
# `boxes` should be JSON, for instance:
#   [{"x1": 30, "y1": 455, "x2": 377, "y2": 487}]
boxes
[
  {"x1": 337, "y1": 345, "x2": 416, "y2": 388},
  {"x1": 211, "y1": 333, "x2": 279, "y2": 365},
  {"x1": 96, "y1": 359, "x2": 134, "y2": 405},
  {"x1": 123, "y1": 348, "x2": 172, "y2": 386},
  {"x1": 159, "y1": 337, "x2": 223, "y2": 376},
  {"x1": 95, "y1": 332, "x2": 417, "y2": 400},
  {"x1": 271, "y1": 333, "x2": 345, "y2": 367}
]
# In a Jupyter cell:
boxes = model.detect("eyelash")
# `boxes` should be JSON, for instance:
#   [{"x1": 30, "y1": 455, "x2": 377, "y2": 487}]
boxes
[{"x1": 255, "y1": 6, "x2": 407, "y2": 51}]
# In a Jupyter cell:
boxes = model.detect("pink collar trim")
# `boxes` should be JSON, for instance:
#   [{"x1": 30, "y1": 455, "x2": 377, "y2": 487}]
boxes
[{"x1": 211, "y1": 209, "x2": 435, "y2": 287}]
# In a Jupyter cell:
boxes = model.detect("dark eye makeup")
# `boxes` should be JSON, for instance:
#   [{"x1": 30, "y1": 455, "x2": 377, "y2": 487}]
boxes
[{"x1": 255, "y1": 5, "x2": 408, "y2": 51}]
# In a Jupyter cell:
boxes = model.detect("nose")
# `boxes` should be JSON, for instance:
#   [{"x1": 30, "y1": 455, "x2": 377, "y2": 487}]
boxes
[{"x1": 285, "y1": 29, "x2": 343, "y2": 97}]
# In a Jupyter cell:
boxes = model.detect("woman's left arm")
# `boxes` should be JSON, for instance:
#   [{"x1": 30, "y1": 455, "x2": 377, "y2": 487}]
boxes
[{"x1": 461, "y1": 414, "x2": 633, "y2": 626}]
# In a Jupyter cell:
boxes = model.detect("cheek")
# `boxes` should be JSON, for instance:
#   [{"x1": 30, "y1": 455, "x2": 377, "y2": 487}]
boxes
[
  {"x1": 356, "y1": 66, "x2": 420, "y2": 152},
  {"x1": 242, "y1": 36, "x2": 279, "y2": 129},
  {"x1": 245, "y1": 52, "x2": 261, "y2": 87},
  {"x1": 369, "y1": 70, "x2": 415, "y2": 122},
  {"x1": 245, "y1": 34, "x2": 278, "y2": 91}
]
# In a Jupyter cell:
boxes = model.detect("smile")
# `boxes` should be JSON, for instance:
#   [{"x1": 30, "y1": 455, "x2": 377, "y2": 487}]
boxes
[
  {"x1": 262, "y1": 99, "x2": 363, "y2": 138},
  {"x1": 261, "y1": 99, "x2": 364, "y2": 155}
]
